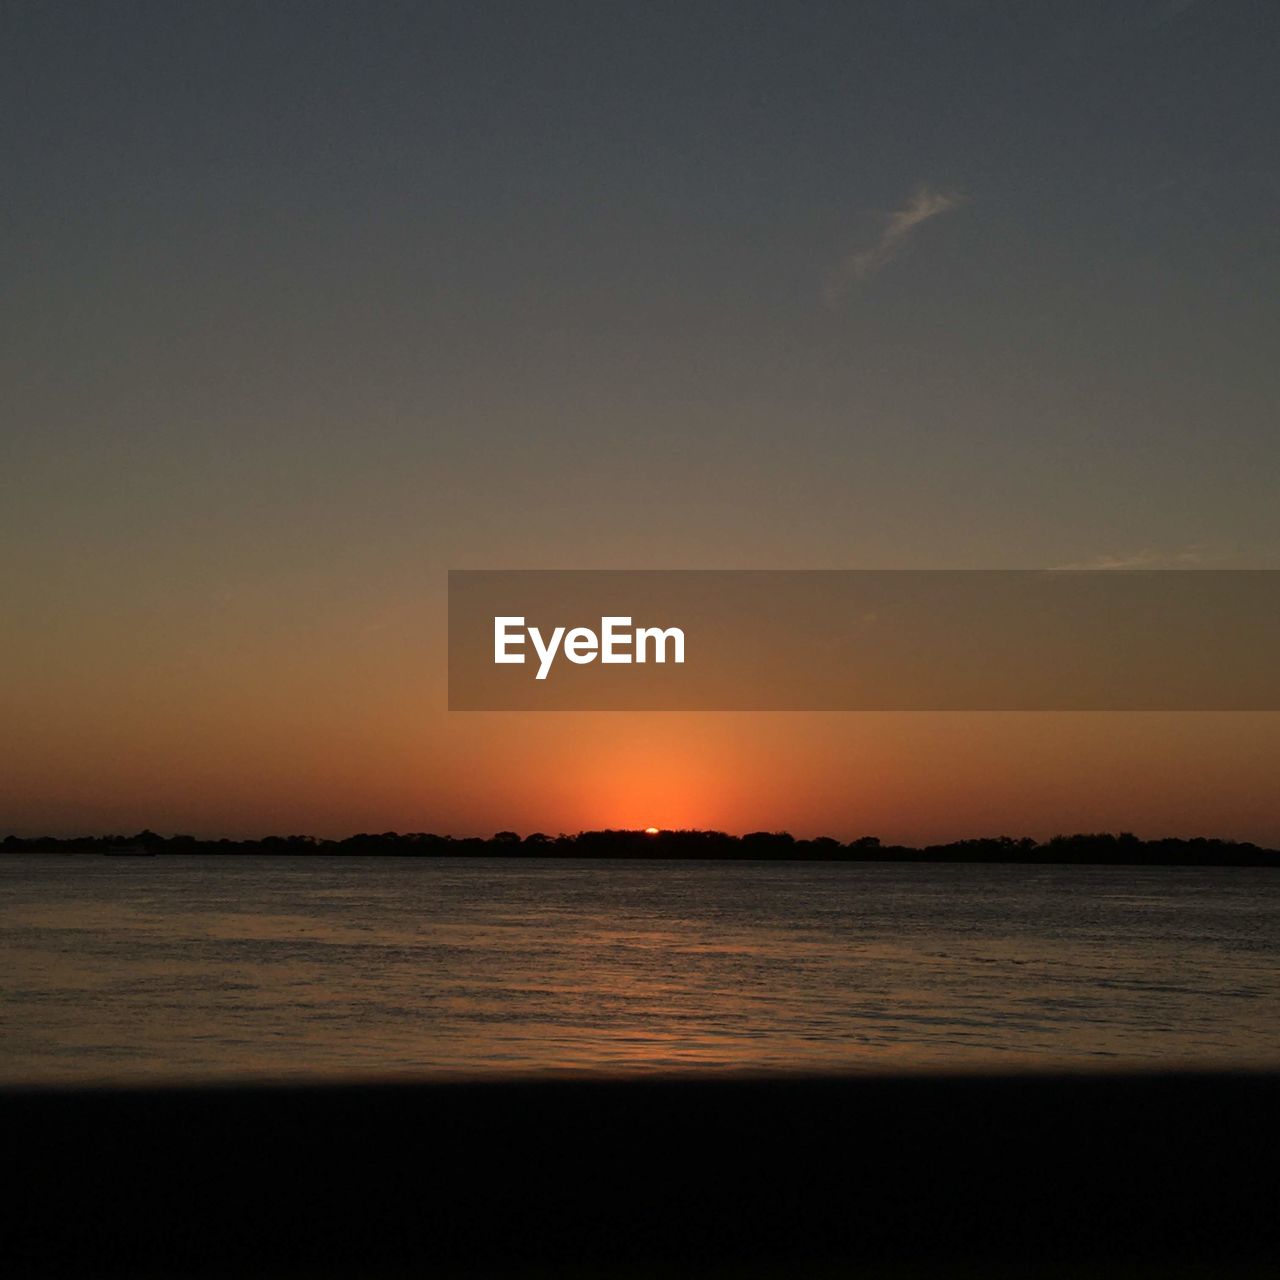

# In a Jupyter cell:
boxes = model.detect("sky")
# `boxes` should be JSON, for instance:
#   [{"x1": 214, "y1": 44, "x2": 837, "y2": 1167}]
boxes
[{"x1": 4, "y1": 0, "x2": 1279, "y2": 841}]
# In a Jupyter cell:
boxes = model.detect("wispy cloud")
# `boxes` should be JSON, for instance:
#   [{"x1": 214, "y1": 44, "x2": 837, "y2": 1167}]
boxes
[
  {"x1": 1052, "y1": 545, "x2": 1218, "y2": 571},
  {"x1": 825, "y1": 184, "x2": 966, "y2": 303}
]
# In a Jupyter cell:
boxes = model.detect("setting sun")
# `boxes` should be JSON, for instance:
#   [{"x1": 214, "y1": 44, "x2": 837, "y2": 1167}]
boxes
[{"x1": 644, "y1": 827, "x2": 660, "y2": 836}]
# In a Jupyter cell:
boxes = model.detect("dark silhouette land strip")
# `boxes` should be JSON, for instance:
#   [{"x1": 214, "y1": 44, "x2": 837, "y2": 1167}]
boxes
[{"x1": 5, "y1": 828, "x2": 1280, "y2": 865}]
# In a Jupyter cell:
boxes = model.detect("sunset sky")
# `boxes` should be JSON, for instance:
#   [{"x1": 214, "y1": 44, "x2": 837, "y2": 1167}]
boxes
[{"x1": 4, "y1": 1, "x2": 1279, "y2": 842}]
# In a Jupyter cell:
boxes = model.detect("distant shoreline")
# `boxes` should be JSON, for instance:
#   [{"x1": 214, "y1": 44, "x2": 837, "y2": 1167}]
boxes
[{"x1": 4, "y1": 829, "x2": 1279, "y2": 867}]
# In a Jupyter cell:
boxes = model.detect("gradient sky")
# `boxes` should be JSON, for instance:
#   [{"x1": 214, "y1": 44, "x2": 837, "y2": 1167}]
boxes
[{"x1": 4, "y1": 1, "x2": 1279, "y2": 841}]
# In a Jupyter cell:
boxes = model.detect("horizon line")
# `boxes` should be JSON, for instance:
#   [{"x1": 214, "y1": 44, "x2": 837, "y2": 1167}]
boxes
[{"x1": 5, "y1": 827, "x2": 1278, "y2": 855}]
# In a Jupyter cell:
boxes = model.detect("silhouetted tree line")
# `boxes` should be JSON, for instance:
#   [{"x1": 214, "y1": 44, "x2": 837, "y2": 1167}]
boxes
[{"x1": 3, "y1": 828, "x2": 1279, "y2": 866}]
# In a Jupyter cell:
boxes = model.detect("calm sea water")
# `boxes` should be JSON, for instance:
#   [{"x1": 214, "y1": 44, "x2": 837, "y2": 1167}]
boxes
[{"x1": 4, "y1": 855, "x2": 1280, "y2": 1084}]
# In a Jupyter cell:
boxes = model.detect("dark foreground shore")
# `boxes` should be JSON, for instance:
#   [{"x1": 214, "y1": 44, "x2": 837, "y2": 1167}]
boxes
[{"x1": 4, "y1": 1069, "x2": 1278, "y2": 1278}]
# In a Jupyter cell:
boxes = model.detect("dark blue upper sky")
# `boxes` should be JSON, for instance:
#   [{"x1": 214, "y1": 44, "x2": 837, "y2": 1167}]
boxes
[{"x1": 6, "y1": 0, "x2": 1278, "y2": 575}]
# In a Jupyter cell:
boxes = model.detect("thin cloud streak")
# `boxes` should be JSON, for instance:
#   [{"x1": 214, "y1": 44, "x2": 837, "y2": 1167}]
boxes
[
  {"x1": 1052, "y1": 546, "x2": 1217, "y2": 571},
  {"x1": 826, "y1": 184, "x2": 966, "y2": 303}
]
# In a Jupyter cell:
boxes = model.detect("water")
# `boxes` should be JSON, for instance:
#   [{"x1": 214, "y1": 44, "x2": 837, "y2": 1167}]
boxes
[{"x1": 3, "y1": 854, "x2": 1280, "y2": 1084}]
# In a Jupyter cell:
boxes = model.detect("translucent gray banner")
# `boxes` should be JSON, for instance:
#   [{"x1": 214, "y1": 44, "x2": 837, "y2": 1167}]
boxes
[{"x1": 448, "y1": 570, "x2": 1280, "y2": 710}]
